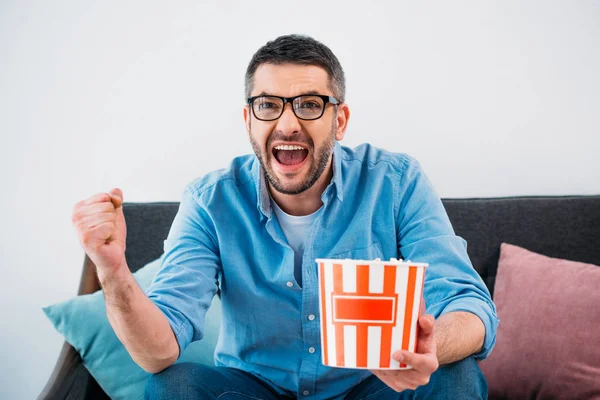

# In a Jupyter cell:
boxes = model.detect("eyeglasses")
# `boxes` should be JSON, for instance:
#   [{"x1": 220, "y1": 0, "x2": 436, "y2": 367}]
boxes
[{"x1": 247, "y1": 94, "x2": 340, "y2": 121}]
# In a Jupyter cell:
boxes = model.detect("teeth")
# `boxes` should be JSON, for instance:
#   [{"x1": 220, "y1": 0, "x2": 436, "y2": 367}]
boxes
[{"x1": 274, "y1": 145, "x2": 306, "y2": 151}]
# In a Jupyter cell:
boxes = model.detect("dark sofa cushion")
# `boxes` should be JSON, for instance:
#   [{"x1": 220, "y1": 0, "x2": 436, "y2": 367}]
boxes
[
  {"x1": 442, "y1": 196, "x2": 600, "y2": 294},
  {"x1": 123, "y1": 202, "x2": 178, "y2": 273},
  {"x1": 122, "y1": 196, "x2": 600, "y2": 294},
  {"x1": 70, "y1": 195, "x2": 599, "y2": 400}
]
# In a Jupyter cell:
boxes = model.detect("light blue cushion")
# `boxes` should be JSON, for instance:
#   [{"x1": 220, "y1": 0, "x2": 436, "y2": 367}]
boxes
[{"x1": 43, "y1": 256, "x2": 221, "y2": 400}]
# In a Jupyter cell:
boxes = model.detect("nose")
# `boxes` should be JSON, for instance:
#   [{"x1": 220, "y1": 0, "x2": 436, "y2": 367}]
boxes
[{"x1": 275, "y1": 102, "x2": 302, "y2": 134}]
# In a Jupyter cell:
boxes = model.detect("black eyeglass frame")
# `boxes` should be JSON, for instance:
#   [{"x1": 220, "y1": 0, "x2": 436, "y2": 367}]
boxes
[{"x1": 247, "y1": 94, "x2": 340, "y2": 121}]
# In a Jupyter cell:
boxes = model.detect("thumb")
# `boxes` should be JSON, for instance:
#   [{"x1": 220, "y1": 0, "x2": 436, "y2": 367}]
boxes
[
  {"x1": 419, "y1": 295, "x2": 427, "y2": 316},
  {"x1": 108, "y1": 188, "x2": 123, "y2": 208},
  {"x1": 107, "y1": 188, "x2": 126, "y2": 245},
  {"x1": 416, "y1": 314, "x2": 436, "y2": 354}
]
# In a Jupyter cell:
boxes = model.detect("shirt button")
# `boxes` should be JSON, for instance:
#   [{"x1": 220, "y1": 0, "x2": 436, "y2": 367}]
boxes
[
  {"x1": 303, "y1": 390, "x2": 310, "y2": 396},
  {"x1": 308, "y1": 346, "x2": 316, "y2": 354},
  {"x1": 308, "y1": 314, "x2": 315, "y2": 321},
  {"x1": 286, "y1": 281, "x2": 293, "y2": 287}
]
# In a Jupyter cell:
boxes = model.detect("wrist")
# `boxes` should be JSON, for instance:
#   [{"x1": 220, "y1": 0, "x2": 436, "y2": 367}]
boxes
[{"x1": 97, "y1": 259, "x2": 130, "y2": 288}]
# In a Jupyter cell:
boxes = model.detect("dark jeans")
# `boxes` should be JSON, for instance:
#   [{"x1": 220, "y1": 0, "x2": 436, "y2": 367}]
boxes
[{"x1": 145, "y1": 356, "x2": 487, "y2": 399}]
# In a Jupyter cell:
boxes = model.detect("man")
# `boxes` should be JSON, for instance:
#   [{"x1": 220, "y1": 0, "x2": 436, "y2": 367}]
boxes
[{"x1": 71, "y1": 35, "x2": 498, "y2": 399}]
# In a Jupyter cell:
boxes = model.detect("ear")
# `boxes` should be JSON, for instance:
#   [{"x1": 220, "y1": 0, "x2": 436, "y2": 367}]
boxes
[
  {"x1": 335, "y1": 103, "x2": 350, "y2": 141},
  {"x1": 243, "y1": 105, "x2": 251, "y2": 135}
]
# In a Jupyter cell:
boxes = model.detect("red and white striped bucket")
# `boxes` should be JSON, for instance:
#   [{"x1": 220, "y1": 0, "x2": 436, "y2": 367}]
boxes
[{"x1": 316, "y1": 258, "x2": 427, "y2": 369}]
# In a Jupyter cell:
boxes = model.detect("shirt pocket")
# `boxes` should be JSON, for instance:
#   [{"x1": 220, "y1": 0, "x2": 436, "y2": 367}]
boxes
[{"x1": 329, "y1": 241, "x2": 384, "y2": 260}]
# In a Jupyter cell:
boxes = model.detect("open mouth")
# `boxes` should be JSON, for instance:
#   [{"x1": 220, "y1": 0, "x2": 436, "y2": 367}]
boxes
[{"x1": 272, "y1": 144, "x2": 309, "y2": 166}]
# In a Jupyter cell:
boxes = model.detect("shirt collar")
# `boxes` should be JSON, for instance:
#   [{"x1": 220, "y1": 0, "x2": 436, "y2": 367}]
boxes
[
  {"x1": 253, "y1": 141, "x2": 344, "y2": 219},
  {"x1": 331, "y1": 141, "x2": 344, "y2": 202}
]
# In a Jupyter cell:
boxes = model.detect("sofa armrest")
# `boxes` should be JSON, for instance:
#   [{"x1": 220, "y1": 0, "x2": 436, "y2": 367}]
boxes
[
  {"x1": 39, "y1": 255, "x2": 109, "y2": 399},
  {"x1": 38, "y1": 342, "x2": 94, "y2": 400}
]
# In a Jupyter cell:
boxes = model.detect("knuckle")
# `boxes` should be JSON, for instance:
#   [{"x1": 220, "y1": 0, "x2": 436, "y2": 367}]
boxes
[
  {"x1": 89, "y1": 193, "x2": 107, "y2": 204},
  {"x1": 74, "y1": 216, "x2": 86, "y2": 228},
  {"x1": 71, "y1": 206, "x2": 83, "y2": 221},
  {"x1": 81, "y1": 231, "x2": 91, "y2": 244}
]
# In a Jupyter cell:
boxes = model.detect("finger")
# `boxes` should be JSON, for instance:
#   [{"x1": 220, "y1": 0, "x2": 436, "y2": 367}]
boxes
[
  {"x1": 394, "y1": 351, "x2": 438, "y2": 374},
  {"x1": 83, "y1": 192, "x2": 113, "y2": 206},
  {"x1": 108, "y1": 188, "x2": 123, "y2": 208},
  {"x1": 369, "y1": 369, "x2": 431, "y2": 392},
  {"x1": 80, "y1": 222, "x2": 116, "y2": 247},
  {"x1": 369, "y1": 370, "x2": 403, "y2": 393},
  {"x1": 92, "y1": 221, "x2": 115, "y2": 241},
  {"x1": 419, "y1": 314, "x2": 435, "y2": 333},
  {"x1": 82, "y1": 189, "x2": 123, "y2": 208},
  {"x1": 419, "y1": 295, "x2": 427, "y2": 315},
  {"x1": 73, "y1": 204, "x2": 115, "y2": 227},
  {"x1": 417, "y1": 314, "x2": 436, "y2": 354},
  {"x1": 399, "y1": 369, "x2": 433, "y2": 389},
  {"x1": 75, "y1": 202, "x2": 115, "y2": 218},
  {"x1": 78, "y1": 212, "x2": 116, "y2": 230}
]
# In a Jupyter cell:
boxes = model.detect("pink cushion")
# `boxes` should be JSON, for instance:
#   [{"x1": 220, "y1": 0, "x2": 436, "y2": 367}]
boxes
[{"x1": 480, "y1": 243, "x2": 600, "y2": 399}]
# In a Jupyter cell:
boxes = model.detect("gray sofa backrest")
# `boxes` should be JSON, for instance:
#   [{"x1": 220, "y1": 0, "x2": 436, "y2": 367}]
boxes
[
  {"x1": 441, "y1": 196, "x2": 600, "y2": 293},
  {"x1": 122, "y1": 196, "x2": 600, "y2": 295}
]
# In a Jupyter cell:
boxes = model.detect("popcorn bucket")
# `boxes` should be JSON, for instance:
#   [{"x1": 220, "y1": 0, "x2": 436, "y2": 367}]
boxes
[{"x1": 316, "y1": 258, "x2": 428, "y2": 369}]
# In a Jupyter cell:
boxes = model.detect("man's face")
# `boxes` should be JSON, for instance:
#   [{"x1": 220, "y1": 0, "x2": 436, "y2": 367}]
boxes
[{"x1": 244, "y1": 64, "x2": 345, "y2": 195}]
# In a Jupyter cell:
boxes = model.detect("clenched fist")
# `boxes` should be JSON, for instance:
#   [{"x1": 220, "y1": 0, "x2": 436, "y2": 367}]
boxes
[{"x1": 72, "y1": 188, "x2": 127, "y2": 275}]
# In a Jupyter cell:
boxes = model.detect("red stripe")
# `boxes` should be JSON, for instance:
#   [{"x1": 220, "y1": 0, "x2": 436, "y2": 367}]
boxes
[
  {"x1": 380, "y1": 326, "x2": 393, "y2": 368},
  {"x1": 333, "y1": 264, "x2": 345, "y2": 366},
  {"x1": 356, "y1": 264, "x2": 370, "y2": 367},
  {"x1": 400, "y1": 266, "x2": 418, "y2": 368},
  {"x1": 356, "y1": 324, "x2": 368, "y2": 367},
  {"x1": 356, "y1": 264, "x2": 369, "y2": 294},
  {"x1": 383, "y1": 265, "x2": 396, "y2": 295},
  {"x1": 319, "y1": 262, "x2": 328, "y2": 366},
  {"x1": 333, "y1": 263, "x2": 344, "y2": 293},
  {"x1": 380, "y1": 265, "x2": 397, "y2": 367}
]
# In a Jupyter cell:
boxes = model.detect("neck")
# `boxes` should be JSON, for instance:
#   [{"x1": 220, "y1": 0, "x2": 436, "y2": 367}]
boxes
[{"x1": 269, "y1": 157, "x2": 334, "y2": 216}]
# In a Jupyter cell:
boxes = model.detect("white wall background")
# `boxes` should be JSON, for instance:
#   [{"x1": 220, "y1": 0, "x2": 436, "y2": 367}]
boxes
[{"x1": 1, "y1": 1, "x2": 598, "y2": 398}]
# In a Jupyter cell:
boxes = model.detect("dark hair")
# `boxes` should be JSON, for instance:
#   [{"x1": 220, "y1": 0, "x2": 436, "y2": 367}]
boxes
[{"x1": 245, "y1": 34, "x2": 346, "y2": 102}]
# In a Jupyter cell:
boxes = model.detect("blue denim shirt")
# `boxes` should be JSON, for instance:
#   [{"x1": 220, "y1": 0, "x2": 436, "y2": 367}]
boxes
[{"x1": 146, "y1": 142, "x2": 499, "y2": 399}]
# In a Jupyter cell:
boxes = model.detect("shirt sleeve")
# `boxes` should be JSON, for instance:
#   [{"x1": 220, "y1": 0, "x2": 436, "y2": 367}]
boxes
[
  {"x1": 395, "y1": 156, "x2": 499, "y2": 360},
  {"x1": 145, "y1": 186, "x2": 221, "y2": 357}
]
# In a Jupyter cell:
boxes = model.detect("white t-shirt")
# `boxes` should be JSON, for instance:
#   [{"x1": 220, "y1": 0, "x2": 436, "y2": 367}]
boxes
[{"x1": 271, "y1": 199, "x2": 319, "y2": 287}]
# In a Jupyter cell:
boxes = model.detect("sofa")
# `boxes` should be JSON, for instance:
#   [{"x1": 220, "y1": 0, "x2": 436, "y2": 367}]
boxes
[{"x1": 40, "y1": 195, "x2": 600, "y2": 399}]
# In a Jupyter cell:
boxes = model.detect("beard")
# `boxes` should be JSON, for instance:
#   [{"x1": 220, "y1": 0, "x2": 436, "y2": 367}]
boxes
[{"x1": 249, "y1": 118, "x2": 337, "y2": 195}]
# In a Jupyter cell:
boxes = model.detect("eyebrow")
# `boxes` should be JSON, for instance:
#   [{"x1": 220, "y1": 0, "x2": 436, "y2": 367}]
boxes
[{"x1": 255, "y1": 90, "x2": 322, "y2": 97}]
